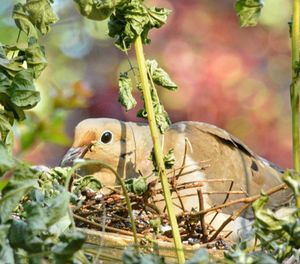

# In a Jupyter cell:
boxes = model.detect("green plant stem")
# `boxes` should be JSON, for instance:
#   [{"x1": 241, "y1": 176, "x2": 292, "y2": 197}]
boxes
[
  {"x1": 67, "y1": 160, "x2": 139, "y2": 250},
  {"x1": 291, "y1": 0, "x2": 300, "y2": 175},
  {"x1": 134, "y1": 35, "x2": 185, "y2": 264}
]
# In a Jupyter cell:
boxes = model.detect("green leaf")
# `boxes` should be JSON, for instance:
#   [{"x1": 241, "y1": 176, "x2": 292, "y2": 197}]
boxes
[
  {"x1": 283, "y1": 170, "x2": 300, "y2": 197},
  {"x1": 0, "y1": 142, "x2": 14, "y2": 175},
  {"x1": 125, "y1": 177, "x2": 147, "y2": 195},
  {"x1": 0, "y1": 181, "x2": 35, "y2": 224},
  {"x1": 0, "y1": 225, "x2": 14, "y2": 263},
  {"x1": 154, "y1": 102, "x2": 171, "y2": 133},
  {"x1": 10, "y1": 69, "x2": 40, "y2": 109},
  {"x1": 0, "y1": 110, "x2": 14, "y2": 144},
  {"x1": 8, "y1": 219, "x2": 44, "y2": 253},
  {"x1": 108, "y1": 1, "x2": 170, "y2": 51},
  {"x1": 253, "y1": 195, "x2": 283, "y2": 232},
  {"x1": 149, "y1": 148, "x2": 175, "y2": 174},
  {"x1": 46, "y1": 190, "x2": 70, "y2": 227},
  {"x1": 0, "y1": 172, "x2": 13, "y2": 192},
  {"x1": 235, "y1": 0, "x2": 264, "y2": 27},
  {"x1": 147, "y1": 59, "x2": 177, "y2": 90},
  {"x1": 73, "y1": 175, "x2": 102, "y2": 195},
  {"x1": 24, "y1": 0, "x2": 58, "y2": 35},
  {"x1": 118, "y1": 72, "x2": 137, "y2": 111},
  {"x1": 147, "y1": 7, "x2": 171, "y2": 28},
  {"x1": 23, "y1": 38, "x2": 47, "y2": 78},
  {"x1": 52, "y1": 231, "x2": 85, "y2": 257},
  {"x1": 13, "y1": 3, "x2": 38, "y2": 38},
  {"x1": 163, "y1": 149, "x2": 175, "y2": 169},
  {"x1": 73, "y1": 0, "x2": 124, "y2": 21},
  {"x1": 0, "y1": 45, "x2": 24, "y2": 77}
]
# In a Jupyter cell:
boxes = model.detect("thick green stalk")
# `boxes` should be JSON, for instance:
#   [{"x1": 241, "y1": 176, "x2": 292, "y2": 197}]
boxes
[
  {"x1": 291, "y1": 0, "x2": 300, "y2": 173},
  {"x1": 134, "y1": 35, "x2": 185, "y2": 264}
]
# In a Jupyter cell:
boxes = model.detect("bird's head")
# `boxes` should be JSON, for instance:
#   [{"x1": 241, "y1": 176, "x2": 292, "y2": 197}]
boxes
[{"x1": 61, "y1": 118, "x2": 143, "y2": 186}]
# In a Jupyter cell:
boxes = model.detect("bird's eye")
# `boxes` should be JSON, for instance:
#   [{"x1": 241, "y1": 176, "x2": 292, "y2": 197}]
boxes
[{"x1": 100, "y1": 130, "x2": 113, "y2": 144}]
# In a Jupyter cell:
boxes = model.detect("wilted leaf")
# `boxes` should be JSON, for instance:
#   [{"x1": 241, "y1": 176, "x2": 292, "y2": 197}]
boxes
[
  {"x1": 154, "y1": 103, "x2": 171, "y2": 133},
  {"x1": 23, "y1": 38, "x2": 47, "y2": 78},
  {"x1": 108, "y1": 1, "x2": 170, "y2": 50},
  {"x1": 118, "y1": 72, "x2": 137, "y2": 111},
  {"x1": 163, "y1": 149, "x2": 175, "y2": 169},
  {"x1": 13, "y1": 3, "x2": 38, "y2": 38},
  {"x1": 235, "y1": 0, "x2": 264, "y2": 27},
  {"x1": 0, "y1": 45, "x2": 24, "y2": 77},
  {"x1": 147, "y1": 7, "x2": 171, "y2": 28},
  {"x1": 149, "y1": 148, "x2": 174, "y2": 174},
  {"x1": 0, "y1": 110, "x2": 14, "y2": 144},
  {"x1": 24, "y1": 0, "x2": 58, "y2": 35},
  {"x1": 147, "y1": 60, "x2": 177, "y2": 90},
  {"x1": 73, "y1": 0, "x2": 124, "y2": 21}
]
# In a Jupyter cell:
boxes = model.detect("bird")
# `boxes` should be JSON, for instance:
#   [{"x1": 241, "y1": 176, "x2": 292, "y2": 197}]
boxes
[{"x1": 61, "y1": 118, "x2": 291, "y2": 240}]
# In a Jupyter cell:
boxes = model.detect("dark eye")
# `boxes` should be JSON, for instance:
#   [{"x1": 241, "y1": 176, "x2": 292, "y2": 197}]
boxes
[{"x1": 100, "y1": 130, "x2": 113, "y2": 144}]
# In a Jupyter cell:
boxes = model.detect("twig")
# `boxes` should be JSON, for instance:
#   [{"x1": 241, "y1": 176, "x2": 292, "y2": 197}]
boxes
[
  {"x1": 182, "y1": 183, "x2": 287, "y2": 218},
  {"x1": 209, "y1": 180, "x2": 234, "y2": 226},
  {"x1": 73, "y1": 213, "x2": 144, "y2": 238},
  {"x1": 208, "y1": 203, "x2": 251, "y2": 242},
  {"x1": 197, "y1": 188, "x2": 208, "y2": 242}
]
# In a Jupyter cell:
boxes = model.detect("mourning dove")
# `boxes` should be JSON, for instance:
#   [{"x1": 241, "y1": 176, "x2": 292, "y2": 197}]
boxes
[{"x1": 62, "y1": 118, "x2": 291, "y2": 240}]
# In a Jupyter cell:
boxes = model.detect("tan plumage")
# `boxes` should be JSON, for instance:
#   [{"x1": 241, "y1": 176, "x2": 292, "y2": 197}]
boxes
[{"x1": 62, "y1": 118, "x2": 291, "y2": 239}]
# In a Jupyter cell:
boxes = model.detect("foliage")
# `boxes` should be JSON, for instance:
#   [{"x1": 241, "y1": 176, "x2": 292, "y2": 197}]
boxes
[
  {"x1": 118, "y1": 72, "x2": 137, "y2": 111},
  {"x1": 0, "y1": 0, "x2": 57, "y2": 147},
  {"x1": 235, "y1": 0, "x2": 264, "y2": 27},
  {"x1": 108, "y1": 0, "x2": 170, "y2": 51},
  {"x1": 124, "y1": 176, "x2": 147, "y2": 195},
  {"x1": 0, "y1": 164, "x2": 86, "y2": 263}
]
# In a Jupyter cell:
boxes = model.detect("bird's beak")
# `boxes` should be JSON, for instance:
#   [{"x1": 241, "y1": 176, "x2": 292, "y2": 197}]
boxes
[{"x1": 61, "y1": 146, "x2": 87, "y2": 167}]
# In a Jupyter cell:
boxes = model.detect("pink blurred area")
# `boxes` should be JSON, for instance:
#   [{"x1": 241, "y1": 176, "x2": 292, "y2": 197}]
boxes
[{"x1": 24, "y1": 1, "x2": 292, "y2": 168}]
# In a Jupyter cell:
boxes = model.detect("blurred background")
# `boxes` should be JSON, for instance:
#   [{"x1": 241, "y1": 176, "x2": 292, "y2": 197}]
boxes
[{"x1": 0, "y1": 0, "x2": 293, "y2": 168}]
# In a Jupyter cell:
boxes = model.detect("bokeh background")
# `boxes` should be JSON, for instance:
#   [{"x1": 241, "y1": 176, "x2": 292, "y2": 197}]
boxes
[{"x1": 0, "y1": 0, "x2": 293, "y2": 168}]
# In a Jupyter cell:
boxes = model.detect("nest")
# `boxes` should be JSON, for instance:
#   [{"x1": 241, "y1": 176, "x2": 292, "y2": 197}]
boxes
[{"x1": 72, "y1": 174, "x2": 287, "y2": 250}]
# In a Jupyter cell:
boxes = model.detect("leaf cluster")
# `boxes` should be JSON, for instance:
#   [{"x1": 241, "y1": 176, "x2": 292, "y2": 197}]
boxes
[
  {"x1": 118, "y1": 59, "x2": 177, "y2": 133},
  {"x1": 0, "y1": 0, "x2": 58, "y2": 147},
  {"x1": 108, "y1": 0, "x2": 170, "y2": 51},
  {"x1": 149, "y1": 148, "x2": 175, "y2": 175},
  {"x1": 0, "y1": 161, "x2": 86, "y2": 263}
]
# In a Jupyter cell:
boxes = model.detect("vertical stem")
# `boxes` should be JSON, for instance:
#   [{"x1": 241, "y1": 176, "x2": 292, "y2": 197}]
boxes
[
  {"x1": 291, "y1": 0, "x2": 300, "y2": 173},
  {"x1": 134, "y1": 35, "x2": 185, "y2": 264}
]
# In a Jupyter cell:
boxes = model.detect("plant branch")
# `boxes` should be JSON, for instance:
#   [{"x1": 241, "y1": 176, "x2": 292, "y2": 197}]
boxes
[
  {"x1": 291, "y1": 0, "x2": 300, "y2": 174},
  {"x1": 134, "y1": 35, "x2": 185, "y2": 264}
]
